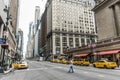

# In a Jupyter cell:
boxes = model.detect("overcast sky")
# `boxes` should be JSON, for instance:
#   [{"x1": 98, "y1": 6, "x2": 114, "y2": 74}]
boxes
[{"x1": 18, "y1": 0, "x2": 47, "y2": 54}]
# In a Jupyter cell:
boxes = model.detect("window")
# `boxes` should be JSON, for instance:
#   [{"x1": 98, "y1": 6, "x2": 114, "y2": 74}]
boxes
[
  {"x1": 63, "y1": 37, "x2": 67, "y2": 42},
  {"x1": 55, "y1": 36, "x2": 60, "y2": 46},
  {"x1": 75, "y1": 38, "x2": 79, "y2": 47},
  {"x1": 81, "y1": 38, "x2": 85, "y2": 47},
  {"x1": 69, "y1": 38, "x2": 73, "y2": 47},
  {"x1": 87, "y1": 39, "x2": 90, "y2": 45}
]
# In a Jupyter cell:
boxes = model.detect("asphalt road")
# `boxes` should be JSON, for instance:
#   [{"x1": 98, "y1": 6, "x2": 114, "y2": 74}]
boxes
[{"x1": 0, "y1": 60, "x2": 120, "y2": 80}]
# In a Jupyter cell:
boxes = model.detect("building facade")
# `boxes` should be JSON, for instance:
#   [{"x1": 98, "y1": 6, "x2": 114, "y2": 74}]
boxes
[
  {"x1": 16, "y1": 28, "x2": 23, "y2": 60},
  {"x1": 40, "y1": 8, "x2": 47, "y2": 59},
  {"x1": 27, "y1": 22, "x2": 34, "y2": 58},
  {"x1": 0, "y1": 0, "x2": 7, "y2": 63},
  {"x1": 63, "y1": 0, "x2": 120, "y2": 62},
  {"x1": 93, "y1": 0, "x2": 120, "y2": 40},
  {"x1": 0, "y1": 0, "x2": 19, "y2": 72},
  {"x1": 27, "y1": 6, "x2": 40, "y2": 59},
  {"x1": 92, "y1": 0, "x2": 120, "y2": 61},
  {"x1": 34, "y1": 6, "x2": 40, "y2": 57},
  {"x1": 45, "y1": 0, "x2": 97, "y2": 57}
]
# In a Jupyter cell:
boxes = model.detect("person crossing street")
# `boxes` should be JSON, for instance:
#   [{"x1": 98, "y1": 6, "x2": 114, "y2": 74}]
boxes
[{"x1": 68, "y1": 59, "x2": 74, "y2": 73}]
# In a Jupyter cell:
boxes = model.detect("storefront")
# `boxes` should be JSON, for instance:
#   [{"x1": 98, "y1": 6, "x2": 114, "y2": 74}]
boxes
[
  {"x1": 94, "y1": 49, "x2": 120, "y2": 61},
  {"x1": 73, "y1": 53, "x2": 89, "y2": 61}
]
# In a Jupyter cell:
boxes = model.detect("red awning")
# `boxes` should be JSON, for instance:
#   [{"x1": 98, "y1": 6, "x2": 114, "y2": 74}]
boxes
[
  {"x1": 74, "y1": 54, "x2": 88, "y2": 57},
  {"x1": 94, "y1": 49, "x2": 120, "y2": 55}
]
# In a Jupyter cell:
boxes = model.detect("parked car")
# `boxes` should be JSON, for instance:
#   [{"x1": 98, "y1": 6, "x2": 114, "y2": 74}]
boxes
[
  {"x1": 61, "y1": 59, "x2": 69, "y2": 64},
  {"x1": 73, "y1": 60, "x2": 82, "y2": 65},
  {"x1": 51, "y1": 59, "x2": 59, "y2": 63},
  {"x1": 73, "y1": 59, "x2": 90, "y2": 66},
  {"x1": 80, "y1": 59, "x2": 90, "y2": 66},
  {"x1": 93, "y1": 60, "x2": 117, "y2": 69},
  {"x1": 12, "y1": 61, "x2": 28, "y2": 69}
]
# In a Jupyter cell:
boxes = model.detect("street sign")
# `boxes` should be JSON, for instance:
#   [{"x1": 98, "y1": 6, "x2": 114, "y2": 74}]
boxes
[{"x1": 0, "y1": 38, "x2": 6, "y2": 44}]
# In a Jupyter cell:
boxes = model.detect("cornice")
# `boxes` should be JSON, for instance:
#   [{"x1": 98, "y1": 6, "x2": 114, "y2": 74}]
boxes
[
  {"x1": 92, "y1": 0, "x2": 109, "y2": 11},
  {"x1": 93, "y1": 0, "x2": 120, "y2": 11}
]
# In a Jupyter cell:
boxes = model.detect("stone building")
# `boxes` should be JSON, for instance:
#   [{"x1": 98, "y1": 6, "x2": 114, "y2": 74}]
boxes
[
  {"x1": 93, "y1": 0, "x2": 120, "y2": 40},
  {"x1": 92, "y1": 0, "x2": 120, "y2": 61},
  {"x1": 16, "y1": 28, "x2": 23, "y2": 60},
  {"x1": 63, "y1": 0, "x2": 120, "y2": 62},
  {"x1": 27, "y1": 6, "x2": 40, "y2": 59},
  {"x1": 40, "y1": 8, "x2": 47, "y2": 59},
  {"x1": 27, "y1": 22, "x2": 34, "y2": 58},
  {"x1": 45, "y1": 0, "x2": 97, "y2": 57},
  {"x1": 34, "y1": 6, "x2": 40, "y2": 57},
  {"x1": 0, "y1": 0, "x2": 19, "y2": 72}
]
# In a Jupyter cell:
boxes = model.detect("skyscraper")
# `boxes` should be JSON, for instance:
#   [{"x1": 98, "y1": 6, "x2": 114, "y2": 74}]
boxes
[{"x1": 43, "y1": 0, "x2": 97, "y2": 58}]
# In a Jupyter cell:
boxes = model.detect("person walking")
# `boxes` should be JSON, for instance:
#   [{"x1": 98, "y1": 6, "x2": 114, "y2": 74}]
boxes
[{"x1": 68, "y1": 59, "x2": 74, "y2": 73}]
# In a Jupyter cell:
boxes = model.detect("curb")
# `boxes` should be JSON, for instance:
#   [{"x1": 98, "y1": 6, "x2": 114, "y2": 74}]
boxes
[{"x1": 3, "y1": 68, "x2": 14, "y2": 74}]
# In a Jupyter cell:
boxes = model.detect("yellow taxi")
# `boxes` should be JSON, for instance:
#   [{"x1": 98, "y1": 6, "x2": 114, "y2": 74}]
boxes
[
  {"x1": 61, "y1": 59, "x2": 69, "y2": 64},
  {"x1": 12, "y1": 61, "x2": 28, "y2": 69},
  {"x1": 51, "y1": 59, "x2": 56, "y2": 63},
  {"x1": 73, "y1": 60, "x2": 82, "y2": 65},
  {"x1": 56, "y1": 59, "x2": 60, "y2": 63},
  {"x1": 51, "y1": 59, "x2": 60, "y2": 63},
  {"x1": 73, "y1": 59, "x2": 90, "y2": 66},
  {"x1": 80, "y1": 59, "x2": 90, "y2": 66},
  {"x1": 93, "y1": 60, "x2": 117, "y2": 69}
]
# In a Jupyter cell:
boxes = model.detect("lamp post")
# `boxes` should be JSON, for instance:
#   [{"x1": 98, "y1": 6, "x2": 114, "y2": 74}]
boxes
[{"x1": 0, "y1": 6, "x2": 11, "y2": 72}]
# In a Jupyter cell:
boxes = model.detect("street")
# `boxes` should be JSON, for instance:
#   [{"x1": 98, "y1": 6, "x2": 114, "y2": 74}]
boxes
[{"x1": 0, "y1": 60, "x2": 120, "y2": 80}]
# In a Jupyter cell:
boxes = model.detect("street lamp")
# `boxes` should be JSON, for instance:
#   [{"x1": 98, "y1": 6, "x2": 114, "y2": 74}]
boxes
[{"x1": 0, "y1": 6, "x2": 12, "y2": 72}]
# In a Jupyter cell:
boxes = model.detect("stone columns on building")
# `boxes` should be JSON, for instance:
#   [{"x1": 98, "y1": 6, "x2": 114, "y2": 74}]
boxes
[
  {"x1": 67, "y1": 34, "x2": 69, "y2": 48},
  {"x1": 85, "y1": 36, "x2": 87, "y2": 46},
  {"x1": 79, "y1": 35, "x2": 81, "y2": 47},
  {"x1": 73, "y1": 35, "x2": 75, "y2": 48},
  {"x1": 112, "y1": 3, "x2": 120, "y2": 36},
  {"x1": 52, "y1": 33, "x2": 55, "y2": 54},
  {"x1": 0, "y1": 24, "x2": 4, "y2": 37},
  {"x1": 60, "y1": 34, "x2": 63, "y2": 54}
]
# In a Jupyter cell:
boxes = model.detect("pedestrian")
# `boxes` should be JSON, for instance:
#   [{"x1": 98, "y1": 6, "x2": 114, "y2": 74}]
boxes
[
  {"x1": 116, "y1": 58, "x2": 119, "y2": 67},
  {"x1": 68, "y1": 59, "x2": 74, "y2": 73}
]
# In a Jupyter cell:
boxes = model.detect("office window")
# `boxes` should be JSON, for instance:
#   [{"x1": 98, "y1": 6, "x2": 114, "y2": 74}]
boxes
[
  {"x1": 55, "y1": 36, "x2": 60, "y2": 46},
  {"x1": 81, "y1": 38, "x2": 85, "y2": 47},
  {"x1": 69, "y1": 38, "x2": 73, "y2": 47},
  {"x1": 62, "y1": 37, "x2": 67, "y2": 46},
  {"x1": 75, "y1": 38, "x2": 79, "y2": 47}
]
